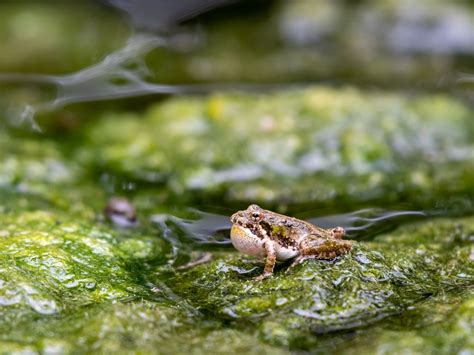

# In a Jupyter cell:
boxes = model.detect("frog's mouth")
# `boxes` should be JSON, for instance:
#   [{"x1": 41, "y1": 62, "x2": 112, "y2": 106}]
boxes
[
  {"x1": 230, "y1": 211, "x2": 244, "y2": 225},
  {"x1": 230, "y1": 211, "x2": 253, "y2": 228}
]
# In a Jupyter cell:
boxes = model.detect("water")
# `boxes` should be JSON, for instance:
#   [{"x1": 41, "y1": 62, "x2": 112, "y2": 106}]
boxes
[
  {"x1": 151, "y1": 208, "x2": 428, "y2": 248},
  {"x1": 1, "y1": 34, "x2": 169, "y2": 128},
  {"x1": 2, "y1": 0, "x2": 473, "y2": 129},
  {"x1": 0, "y1": 32, "x2": 316, "y2": 130}
]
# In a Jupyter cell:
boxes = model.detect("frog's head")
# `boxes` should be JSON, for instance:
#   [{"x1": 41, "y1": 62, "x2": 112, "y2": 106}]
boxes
[{"x1": 230, "y1": 204, "x2": 265, "y2": 228}]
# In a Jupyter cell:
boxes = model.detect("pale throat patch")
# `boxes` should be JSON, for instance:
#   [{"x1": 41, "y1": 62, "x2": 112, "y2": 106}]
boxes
[{"x1": 230, "y1": 225, "x2": 266, "y2": 257}]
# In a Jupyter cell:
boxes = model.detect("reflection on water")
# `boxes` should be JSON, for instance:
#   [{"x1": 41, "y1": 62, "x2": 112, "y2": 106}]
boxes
[
  {"x1": 151, "y1": 210, "x2": 231, "y2": 247},
  {"x1": 309, "y1": 209, "x2": 427, "y2": 239},
  {"x1": 1, "y1": 33, "x2": 305, "y2": 129},
  {"x1": 1, "y1": 34, "x2": 168, "y2": 127},
  {"x1": 1, "y1": 0, "x2": 473, "y2": 131},
  {"x1": 152, "y1": 208, "x2": 427, "y2": 247}
]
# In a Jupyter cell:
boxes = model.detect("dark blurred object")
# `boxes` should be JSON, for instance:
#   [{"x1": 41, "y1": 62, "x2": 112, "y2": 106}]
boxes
[
  {"x1": 104, "y1": 197, "x2": 138, "y2": 227},
  {"x1": 104, "y1": 0, "x2": 239, "y2": 31}
]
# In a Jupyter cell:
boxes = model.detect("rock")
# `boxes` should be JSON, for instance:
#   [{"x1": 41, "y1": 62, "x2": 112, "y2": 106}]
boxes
[{"x1": 163, "y1": 216, "x2": 474, "y2": 351}]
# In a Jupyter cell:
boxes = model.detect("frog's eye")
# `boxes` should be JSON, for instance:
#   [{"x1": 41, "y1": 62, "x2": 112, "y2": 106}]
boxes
[{"x1": 251, "y1": 212, "x2": 261, "y2": 221}]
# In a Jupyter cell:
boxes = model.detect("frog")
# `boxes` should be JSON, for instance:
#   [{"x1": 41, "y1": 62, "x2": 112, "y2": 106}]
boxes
[{"x1": 230, "y1": 204, "x2": 352, "y2": 280}]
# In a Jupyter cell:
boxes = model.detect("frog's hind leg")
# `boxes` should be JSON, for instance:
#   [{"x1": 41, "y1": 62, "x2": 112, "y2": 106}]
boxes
[
  {"x1": 286, "y1": 236, "x2": 320, "y2": 271},
  {"x1": 286, "y1": 235, "x2": 352, "y2": 272}
]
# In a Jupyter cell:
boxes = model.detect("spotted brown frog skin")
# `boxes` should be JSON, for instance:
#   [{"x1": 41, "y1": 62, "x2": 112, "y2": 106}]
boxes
[{"x1": 230, "y1": 204, "x2": 352, "y2": 280}]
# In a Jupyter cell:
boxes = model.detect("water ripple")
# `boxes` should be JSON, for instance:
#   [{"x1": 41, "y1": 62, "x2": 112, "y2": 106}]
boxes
[{"x1": 151, "y1": 207, "x2": 428, "y2": 246}]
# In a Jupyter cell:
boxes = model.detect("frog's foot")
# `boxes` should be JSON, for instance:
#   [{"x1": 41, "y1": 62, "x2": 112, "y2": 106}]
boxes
[
  {"x1": 253, "y1": 272, "x2": 272, "y2": 281},
  {"x1": 331, "y1": 226, "x2": 345, "y2": 239},
  {"x1": 177, "y1": 252, "x2": 212, "y2": 270}
]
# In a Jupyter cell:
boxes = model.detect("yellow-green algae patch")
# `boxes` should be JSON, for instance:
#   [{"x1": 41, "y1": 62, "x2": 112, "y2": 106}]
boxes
[
  {"x1": 0, "y1": 301, "x2": 287, "y2": 354},
  {"x1": 0, "y1": 194, "x2": 472, "y2": 352},
  {"x1": 0, "y1": 209, "x2": 165, "y2": 324},
  {"x1": 77, "y1": 87, "x2": 474, "y2": 209},
  {"x1": 0, "y1": 131, "x2": 107, "y2": 220}
]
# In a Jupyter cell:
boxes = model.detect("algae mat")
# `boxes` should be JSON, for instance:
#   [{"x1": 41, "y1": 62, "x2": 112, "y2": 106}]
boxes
[{"x1": 0, "y1": 87, "x2": 473, "y2": 353}]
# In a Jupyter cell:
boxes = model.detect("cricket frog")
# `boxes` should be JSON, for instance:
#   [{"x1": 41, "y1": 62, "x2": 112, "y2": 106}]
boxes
[{"x1": 230, "y1": 204, "x2": 352, "y2": 280}]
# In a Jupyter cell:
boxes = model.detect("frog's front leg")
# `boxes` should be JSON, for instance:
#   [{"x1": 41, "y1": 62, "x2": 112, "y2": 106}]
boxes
[{"x1": 254, "y1": 239, "x2": 277, "y2": 281}]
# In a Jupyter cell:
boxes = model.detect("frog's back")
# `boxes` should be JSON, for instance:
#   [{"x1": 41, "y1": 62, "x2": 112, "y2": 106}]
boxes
[{"x1": 277, "y1": 214, "x2": 331, "y2": 238}]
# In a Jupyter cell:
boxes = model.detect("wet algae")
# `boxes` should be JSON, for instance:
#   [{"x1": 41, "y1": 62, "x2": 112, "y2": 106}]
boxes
[
  {"x1": 77, "y1": 87, "x2": 474, "y2": 211},
  {"x1": 1, "y1": 201, "x2": 473, "y2": 353},
  {"x1": 164, "y1": 216, "x2": 474, "y2": 351},
  {"x1": 0, "y1": 86, "x2": 473, "y2": 353}
]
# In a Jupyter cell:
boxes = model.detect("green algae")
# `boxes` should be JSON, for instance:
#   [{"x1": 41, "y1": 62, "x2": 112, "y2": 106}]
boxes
[
  {"x1": 77, "y1": 87, "x2": 474, "y2": 210},
  {"x1": 0, "y1": 301, "x2": 287, "y2": 354},
  {"x1": 340, "y1": 289, "x2": 474, "y2": 355},
  {"x1": 160, "y1": 216, "x2": 473, "y2": 351},
  {"x1": 0, "y1": 209, "x2": 163, "y2": 320},
  {"x1": 0, "y1": 131, "x2": 104, "y2": 219},
  {"x1": 1, "y1": 85, "x2": 474, "y2": 353},
  {"x1": 2, "y1": 205, "x2": 472, "y2": 353},
  {"x1": 0, "y1": 126, "x2": 473, "y2": 352},
  {"x1": 0, "y1": 132, "x2": 81, "y2": 189}
]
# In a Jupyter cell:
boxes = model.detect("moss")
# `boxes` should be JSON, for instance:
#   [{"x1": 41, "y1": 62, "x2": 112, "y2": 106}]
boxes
[
  {"x1": 162, "y1": 216, "x2": 474, "y2": 351},
  {"x1": 77, "y1": 87, "x2": 474, "y2": 210},
  {"x1": 340, "y1": 290, "x2": 474, "y2": 355},
  {"x1": 0, "y1": 301, "x2": 288, "y2": 354},
  {"x1": 0, "y1": 208, "x2": 167, "y2": 331}
]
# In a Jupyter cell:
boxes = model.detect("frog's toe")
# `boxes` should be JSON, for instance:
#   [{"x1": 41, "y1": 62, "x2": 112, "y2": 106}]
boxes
[
  {"x1": 253, "y1": 272, "x2": 272, "y2": 281},
  {"x1": 287, "y1": 255, "x2": 311, "y2": 272},
  {"x1": 331, "y1": 226, "x2": 345, "y2": 239}
]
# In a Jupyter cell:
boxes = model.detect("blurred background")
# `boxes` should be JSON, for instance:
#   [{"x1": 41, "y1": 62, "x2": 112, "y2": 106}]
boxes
[
  {"x1": 1, "y1": 0, "x2": 473, "y2": 86},
  {"x1": 1, "y1": 0, "x2": 473, "y2": 213}
]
